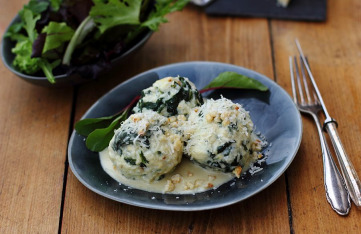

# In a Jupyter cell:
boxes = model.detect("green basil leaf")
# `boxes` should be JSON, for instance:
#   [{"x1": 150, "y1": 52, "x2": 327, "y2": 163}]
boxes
[
  {"x1": 85, "y1": 111, "x2": 128, "y2": 152},
  {"x1": 202, "y1": 71, "x2": 268, "y2": 91},
  {"x1": 75, "y1": 114, "x2": 119, "y2": 136}
]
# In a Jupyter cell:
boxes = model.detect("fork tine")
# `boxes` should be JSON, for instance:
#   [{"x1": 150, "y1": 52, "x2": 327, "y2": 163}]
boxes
[
  {"x1": 289, "y1": 56, "x2": 298, "y2": 103},
  {"x1": 300, "y1": 56, "x2": 322, "y2": 105},
  {"x1": 299, "y1": 56, "x2": 312, "y2": 104},
  {"x1": 293, "y1": 56, "x2": 305, "y2": 104},
  {"x1": 304, "y1": 57, "x2": 321, "y2": 105}
]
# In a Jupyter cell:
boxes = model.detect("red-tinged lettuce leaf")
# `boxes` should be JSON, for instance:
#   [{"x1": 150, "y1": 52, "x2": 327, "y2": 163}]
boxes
[
  {"x1": 202, "y1": 71, "x2": 268, "y2": 92},
  {"x1": 60, "y1": 0, "x2": 94, "y2": 26},
  {"x1": 31, "y1": 33, "x2": 46, "y2": 57},
  {"x1": 66, "y1": 57, "x2": 111, "y2": 80},
  {"x1": 41, "y1": 21, "x2": 75, "y2": 54}
]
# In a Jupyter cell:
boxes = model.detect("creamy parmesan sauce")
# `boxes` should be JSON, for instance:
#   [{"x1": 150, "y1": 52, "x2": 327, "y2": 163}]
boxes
[{"x1": 99, "y1": 148, "x2": 234, "y2": 194}]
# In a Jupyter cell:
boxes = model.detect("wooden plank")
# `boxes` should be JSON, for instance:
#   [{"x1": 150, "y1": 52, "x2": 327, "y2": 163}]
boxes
[
  {"x1": 61, "y1": 7, "x2": 290, "y2": 233},
  {"x1": 0, "y1": 1, "x2": 73, "y2": 233},
  {"x1": 271, "y1": 0, "x2": 361, "y2": 232}
]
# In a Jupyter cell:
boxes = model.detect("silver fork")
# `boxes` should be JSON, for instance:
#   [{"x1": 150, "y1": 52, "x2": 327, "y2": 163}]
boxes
[{"x1": 289, "y1": 56, "x2": 351, "y2": 215}]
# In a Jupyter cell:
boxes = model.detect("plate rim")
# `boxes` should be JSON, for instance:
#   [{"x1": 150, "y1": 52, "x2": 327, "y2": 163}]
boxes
[{"x1": 68, "y1": 61, "x2": 303, "y2": 211}]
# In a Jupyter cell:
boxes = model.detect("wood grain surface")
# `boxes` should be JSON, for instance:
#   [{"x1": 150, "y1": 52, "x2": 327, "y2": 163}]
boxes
[
  {"x1": 0, "y1": 0, "x2": 72, "y2": 233},
  {"x1": 272, "y1": 0, "x2": 361, "y2": 232},
  {"x1": 0, "y1": 0, "x2": 360, "y2": 233}
]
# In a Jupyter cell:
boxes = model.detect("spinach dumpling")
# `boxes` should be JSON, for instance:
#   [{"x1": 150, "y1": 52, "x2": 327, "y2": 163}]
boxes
[{"x1": 133, "y1": 76, "x2": 203, "y2": 117}]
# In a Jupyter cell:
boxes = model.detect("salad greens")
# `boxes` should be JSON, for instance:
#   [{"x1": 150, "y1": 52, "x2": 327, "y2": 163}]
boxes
[
  {"x1": 75, "y1": 71, "x2": 268, "y2": 152},
  {"x1": 8, "y1": 3, "x2": 59, "y2": 83},
  {"x1": 5, "y1": 0, "x2": 190, "y2": 83}
]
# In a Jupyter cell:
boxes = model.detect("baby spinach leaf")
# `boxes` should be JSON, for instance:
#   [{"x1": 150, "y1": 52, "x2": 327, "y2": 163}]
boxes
[
  {"x1": 85, "y1": 111, "x2": 129, "y2": 152},
  {"x1": 140, "y1": 151, "x2": 149, "y2": 164},
  {"x1": 89, "y1": 0, "x2": 142, "y2": 34},
  {"x1": 202, "y1": 71, "x2": 268, "y2": 92},
  {"x1": 41, "y1": 22, "x2": 75, "y2": 54}
]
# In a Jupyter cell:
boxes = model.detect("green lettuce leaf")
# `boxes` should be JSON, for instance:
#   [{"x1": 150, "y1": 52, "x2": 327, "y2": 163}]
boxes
[
  {"x1": 41, "y1": 21, "x2": 75, "y2": 54},
  {"x1": 4, "y1": 22, "x2": 27, "y2": 42},
  {"x1": 12, "y1": 39, "x2": 42, "y2": 74},
  {"x1": 24, "y1": 0, "x2": 49, "y2": 15},
  {"x1": 141, "y1": 0, "x2": 189, "y2": 31},
  {"x1": 89, "y1": 0, "x2": 142, "y2": 34},
  {"x1": 11, "y1": 7, "x2": 42, "y2": 74},
  {"x1": 21, "y1": 8, "x2": 40, "y2": 43},
  {"x1": 38, "y1": 59, "x2": 61, "y2": 84},
  {"x1": 50, "y1": 0, "x2": 62, "y2": 11}
]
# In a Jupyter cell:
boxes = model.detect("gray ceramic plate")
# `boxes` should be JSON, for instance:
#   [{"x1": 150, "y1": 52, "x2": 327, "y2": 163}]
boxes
[{"x1": 68, "y1": 61, "x2": 302, "y2": 211}]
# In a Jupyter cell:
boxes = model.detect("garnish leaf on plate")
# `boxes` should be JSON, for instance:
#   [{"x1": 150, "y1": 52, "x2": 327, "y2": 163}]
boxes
[
  {"x1": 202, "y1": 71, "x2": 268, "y2": 92},
  {"x1": 75, "y1": 114, "x2": 121, "y2": 137},
  {"x1": 85, "y1": 111, "x2": 128, "y2": 152}
]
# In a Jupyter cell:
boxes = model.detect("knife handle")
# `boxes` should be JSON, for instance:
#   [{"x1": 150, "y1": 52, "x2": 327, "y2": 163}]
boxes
[
  {"x1": 325, "y1": 122, "x2": 361, "y2": 208},
  {"x1": 314, "y1": 116, "x2": 350, "y2": 215}
]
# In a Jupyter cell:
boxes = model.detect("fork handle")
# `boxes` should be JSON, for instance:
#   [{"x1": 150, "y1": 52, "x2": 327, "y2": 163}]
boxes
[
  {"x1": 325, "y1": 122, "x2": 361, "y2": 208},
  {"x1": 313, "y1": 116, "x2": 350, "y2": 215}
]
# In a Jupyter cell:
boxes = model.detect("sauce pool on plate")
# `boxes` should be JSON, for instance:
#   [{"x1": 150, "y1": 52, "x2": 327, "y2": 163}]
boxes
[{"x1": 99, "y1": 148, "x2": 234, "y2": 194}]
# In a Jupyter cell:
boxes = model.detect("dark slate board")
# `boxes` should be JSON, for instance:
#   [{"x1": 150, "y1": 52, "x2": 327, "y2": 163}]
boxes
[{"x1": 205, "y1": 0, "x2": 327, "y2": 21}]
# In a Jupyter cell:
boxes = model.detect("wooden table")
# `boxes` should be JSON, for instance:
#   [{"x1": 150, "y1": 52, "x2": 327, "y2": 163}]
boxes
[{"x1": 1, "y1": 0, "x2": 361, "y2": 233}]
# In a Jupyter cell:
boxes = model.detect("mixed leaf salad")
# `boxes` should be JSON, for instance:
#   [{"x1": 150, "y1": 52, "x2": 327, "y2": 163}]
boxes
[
  {"x1": 75, "y1": 71, "x2": 269, "y2": 152},
  {"x1": 5, "y1": 0, "x2": 189, "y2": 83}
]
